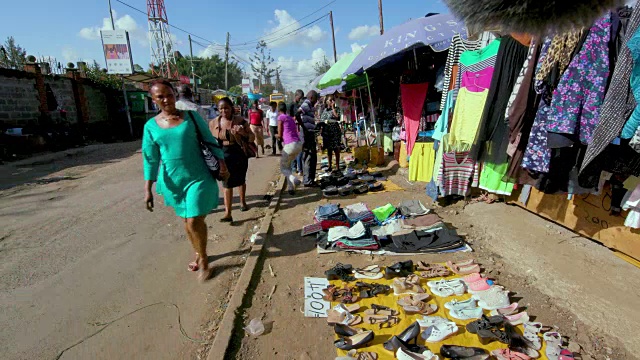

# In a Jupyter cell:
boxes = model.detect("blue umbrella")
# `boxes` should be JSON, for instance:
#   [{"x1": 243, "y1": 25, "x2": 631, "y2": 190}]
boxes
[{"x1": 345, "y1": 13, "x2": 467, "y2": 75}]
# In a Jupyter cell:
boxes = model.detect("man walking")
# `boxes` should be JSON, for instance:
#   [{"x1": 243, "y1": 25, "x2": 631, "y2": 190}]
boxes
[
  {"x1": 297, "y1": 90, "x2": 319, "y2": 187},
  {"x1": 175, "y1": 85, "x2": 208, "y2": 121}
]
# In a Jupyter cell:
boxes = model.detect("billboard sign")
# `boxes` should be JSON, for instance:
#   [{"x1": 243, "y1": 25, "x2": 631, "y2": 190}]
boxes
[
  {"x1": 241, "y1": 79, "x2": 250, "y2": 94},
  {"x1": 100, "y1": 30, "x2": 134, "y2": 75}
]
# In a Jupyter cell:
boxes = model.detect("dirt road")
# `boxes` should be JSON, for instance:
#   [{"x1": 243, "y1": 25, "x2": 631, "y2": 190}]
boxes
[
  {"x1": 0, "y1": 142, "x2": 280, "y2": 360},
  {"x1": 236, "y1": 170, "x2": 640, "y2": 360}
]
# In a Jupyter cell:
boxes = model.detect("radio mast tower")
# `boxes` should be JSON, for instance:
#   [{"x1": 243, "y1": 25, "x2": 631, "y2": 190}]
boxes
[{"x1": 147, "y1": 0, "x2": 178, "y2": 79}]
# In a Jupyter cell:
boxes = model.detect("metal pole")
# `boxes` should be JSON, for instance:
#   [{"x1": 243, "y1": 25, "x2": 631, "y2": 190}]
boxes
[
  {"x1": 365, "y1": 71, "x2": 379, "y2": 148},
  {"x1": 188, "y1": 35, "x2": 198, "y2": 99},
  {"x1": 329, "y1": 11, "x2": 338, "y2": 63},
  {"x1": 109, "y1": 0, "x2": 132, "y2": 138},
  {"x1": 108, "y1": 0, "x2": 116, "y2": 30},
  {"x1": 225, "y1": 32, "x2": 230, "y2": 90},
  {"x1": 378, "y1": 0, "x2": 384, "y2": 35}
]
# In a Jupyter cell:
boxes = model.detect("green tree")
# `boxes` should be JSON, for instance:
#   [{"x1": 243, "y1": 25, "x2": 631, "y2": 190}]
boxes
[
  {"x1": 85, "y1": 60, "x2": 121, "y2": 90},
  {"x1": 251, "y1": 41, "x2": 278, "y2": 89},
  {"x1": 133, "y1": 64, "x2": 144, "y2": 73},
  {"x1": 228, "y1": 84, "x2": 242, "y2": 95},
  {"x1": 313, "y1": 56, "x2": 332, "y2": 77},
  {"x1": 176, "y1": 55, "x2": 242, "y2": 90},
  {"x1": 0, "y1": 36, "x2": 27, "y2": 70}
]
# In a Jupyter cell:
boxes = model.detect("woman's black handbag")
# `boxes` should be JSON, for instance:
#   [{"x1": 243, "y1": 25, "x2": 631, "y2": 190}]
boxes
[{"x1": 188, "y1": 112, "x2": 227, "y2": 181}]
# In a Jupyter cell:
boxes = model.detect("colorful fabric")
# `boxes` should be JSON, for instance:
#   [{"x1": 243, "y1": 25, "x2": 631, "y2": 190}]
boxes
[
  {"x1": 278, "y1": 114, "x2": 300, "y2": 145},
  {"x1": 522, "y1": 100, "x2": 552, "y2": 173},
  {"x1": 454, "y1": 39, "x2": 501, "y2": 98},
  {"x1": 440, "y1": 33, "x2": 483, "y2": 110},
  {"x1": 546, "y1": 14, "x2": 611, "y2": 145},
  {"x1": 478, "y1": 162, "x2": 515, "y2": 196},
  {"x1": 250, "y1": 124, "x2": 265, "y2": 146},
  {"x1": 437, "y1": 151, "x2": 480, "y2": 196},
  {"x1": 460, "y1": 67, "x2": 495, "y2": 92},
  {"x1": 622, "y1": 26, "x2": 640, "y2": 140},
  {"x1": 448, "y1": 88, "x2": 489, "y2": 151},
  {"x1": 535, "y1": 30, "x2": 584, "y2": 82},
  {"x1": 142, "y1": 111, "x2": 223, "y2": 218},
  {"x1": 372, "y1": 204, "x2": 397, "y2": 222},
  {"x1": 409, "y1": 142, "x2": 436, "y2": 183},
  {"x1": 401, "y1": 82, "x2": 430, "y2": 156},
  {"x1": 248, "y1": 108, "x2": 264, "y2": 126}
]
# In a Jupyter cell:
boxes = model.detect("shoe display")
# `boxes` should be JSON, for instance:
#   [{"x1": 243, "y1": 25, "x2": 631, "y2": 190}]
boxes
[
  {"x1": 444, "y1": 298, "x2": 478, "y2": 311},
  {"x1": 383, "y1": 322, "x2": 421, "y2": 351},
  {"x1": 384, "y1": 260, "x2": 414, "y2": 279},
  {"x1": 335, "y1": 330, "x2": 375, "y2": 350},
  {"x1": 399, "y1": 298, "x2": 438, "y2": 315},
  {"x1": 397, "y1": 347, "x2": 440, "y2": 360},
  {"x1": 428, "y1": 279, "x2": 466, "y2": 297},
  {"x1": 544, "y1": 332, "x2": 563, "y2": 360},
  {"x1": 393, "y1": 277, "x2": 426, "y2": 295},
  {"x1": 440, "y1": 345, "x2": 488, "y2": 359},
  {"x1": 421, "y1": 322, "x2": 459, "y2": 342},
  {"x1": 467, "y1": 278, "x2": 493, "y2": 293},
  {"x1": 449, "y1": 306, "x2": 483, "y2": 320},
  {"x1": 491, "y1": 349, "x2": 532, "y2": 360},
  {"x1": 465, "y1": 315, "x2": 505, "y2": 334},
  {"x1": 354, "y1": 265, "x2": 383, "y2": 280},
  {"x1": 325, "y1": 263, "x2": 355, "y2": 281},
  {"x1": 489, "y1": 303, "x2": 519, "y2": 316},
  {"x1": 334, "y1": 323, "x2": 363, "y2": 337},
  {"x1": 504, "y1": 312, "x2": 530, "y2": 326},
  {"x1": 476, "y1": 289, "x2": 511, "y2": 310}
]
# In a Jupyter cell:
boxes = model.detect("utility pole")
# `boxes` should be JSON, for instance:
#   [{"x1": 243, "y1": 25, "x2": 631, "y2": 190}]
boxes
[
  {"x1": 378, "y1": 0, "x2": 384, "y2": 35},
  {"x1": 329, "y1": 11, "x2": 337, "y2": 63},
  {"x1": 225, "y1": 32, "x2": 230, "y2": 91},
  {"x1": 107, "y1": 0, "x2": 133, "y2": 138},
  {"x1": 188, "y1": 35, "x2": 198, "y2": 101}
]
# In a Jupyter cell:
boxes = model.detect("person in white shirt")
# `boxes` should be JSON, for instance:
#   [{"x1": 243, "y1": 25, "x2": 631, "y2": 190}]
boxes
[
  {"x1": 175, "y1": 85, "x2": 208, "y2": 121},
  {"x1": 266, "y1": 101, "x2": 282, "y2": 155}
]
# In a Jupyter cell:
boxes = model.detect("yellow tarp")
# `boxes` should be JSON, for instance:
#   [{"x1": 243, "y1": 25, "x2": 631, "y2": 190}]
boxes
[{"x1": 332, "y1": 268, "x2": 549, "y2": 359}]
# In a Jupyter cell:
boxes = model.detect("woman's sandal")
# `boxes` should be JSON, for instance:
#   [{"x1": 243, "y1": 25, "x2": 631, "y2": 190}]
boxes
[
  {"x1": 364, "y1": 304, "x2": 398, "y2": 316},
  {"x1": 364, "y1": 314, "x2": 400, "y2": 329},
  {"x1": 327, "y1": 310, "x2": 363, "y2": 326},
  {"x1": 419, "y1": 268, "x2": 451, "y2": 278},
  {"x1": 401, "y1": 300, "x2": 438, "y2": 315},
  {"x1": 240, "y1": 205, "x2": 250, "y2": 212},
  {"x1": 220, "y1": 216, "x2": 233, "y2": 223}
]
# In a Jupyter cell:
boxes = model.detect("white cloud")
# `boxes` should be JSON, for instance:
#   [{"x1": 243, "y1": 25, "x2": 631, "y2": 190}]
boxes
[
  {"x1": 276, "y1": 48, "x2": 329, "y2": 91},
  {"x1": 350, "y1": 42, "x2": 366, "y2": 53},
  {"x1": 348, "y1": 25, "x2": 380, "y2": 40},
  {"x1": 78, "y1": 10, "x2": 148, "y2": 47},
  {"x1": 265, "y1": 10, "x2": 327, "y2": 48}
]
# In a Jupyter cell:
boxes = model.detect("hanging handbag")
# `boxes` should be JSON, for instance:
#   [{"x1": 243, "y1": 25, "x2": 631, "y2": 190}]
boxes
[{"x1": 187, "y1": 112, "x2": 227, "y2": 181}]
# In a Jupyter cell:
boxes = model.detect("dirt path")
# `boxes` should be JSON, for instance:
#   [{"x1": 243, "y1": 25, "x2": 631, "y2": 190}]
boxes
[
  {"x1": 234, "y1": 172, "x2": 639, "y2": 360},
  {"x1": 0, "y1": 144, "x2": 280, "y2": 360}
]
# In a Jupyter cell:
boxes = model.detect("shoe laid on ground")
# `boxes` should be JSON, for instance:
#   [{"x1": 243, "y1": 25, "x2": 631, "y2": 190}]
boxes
[
  {"x1": 543, "y1": 332, "x2": 562, "y2": 360},
  {"x1": 416, "y1": 316, "x2": 450, "y2": 329},
  {"x1": 384, "y1": 260, "x2": 414, "y2": 279},
  {"x1": 392, "y1": 278, "x2": 425, "y2": 295},
  {"x1": 421, "y1": 322, "x2": 458, "y2": 342},
  {"x1": 462, "y1": 272, "x2": 483, "y2": 284},
  {"x1": 449, "y1": 306, "x2": 484, "y2": 320},
  {"x1": 522, "y1": 322, "x2": 543, "y2": 351},
  {"x1": 383, "y1": 322, "x2": 421, "y2": 352},
  {"x1": 476, "y1": 289, "x2": 511, "y2": 310},
  {"x1": 354, "y1": 265, "x2": 383, "y2": 280},
  {"x1": 334, "y1": 330, "x2": 375, "y2": 350},
  {"x1": 446, "y1": 259, "x2": 477, "y2": 269},
  {"x1": 465, "y1": 315, "x2": 505, "y2": 334},
  {"x1": 398, "y1": 298, "x2": 437, "y2": 315},
  {"x1": 428, "y1": 279, "x2": 466, "y2": 297},
  {"x1": 334, "y1": 324, "x2": 363, "y2": 337},
  {"x1": 444, "y1": 298, "x2": 478, "y2": 311},
  {"x1": 450, "y1": 263, "x2": 481, "y2": 275},
  {"x1": 504, "y1": 312, "x2": 530, "y2": 326},
  {"x1": 491, "y1": 349, "x2": 531, "y2": 360},
  {"x1": 397, "y1": 347, "x2": 439, "y2": 360},
  {"x1": 325, "y1": 263, "x2": 355, "y2": 281},
  {"x1": 467, "y1": 278, "x2": 492, "y2": 293},
  {"x1": 441, "y1": 345, "x2": 488, "y2": 359},
  {"x1": 427, "y1": 278, "x2": 464, "y2": 288},
  {"x1": 489, "y1": 303, "x2": 519, "y2": 316}
]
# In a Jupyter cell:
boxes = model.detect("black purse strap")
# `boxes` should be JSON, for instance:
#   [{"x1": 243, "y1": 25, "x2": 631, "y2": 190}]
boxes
[{"x1": 187, "y1": 111, "x2": 221, "y2": 148}]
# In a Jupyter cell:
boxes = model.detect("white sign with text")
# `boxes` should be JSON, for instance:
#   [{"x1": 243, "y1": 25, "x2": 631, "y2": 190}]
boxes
[{"x1": 304, "y1": 277, "x2": 330, "y2": 318}]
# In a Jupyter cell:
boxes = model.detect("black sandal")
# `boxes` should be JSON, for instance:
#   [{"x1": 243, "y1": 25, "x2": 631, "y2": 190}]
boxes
[
  {"x1": 220, "y1": 216, "x2": 233, "y2": 223},
  {"x1": 241, "y1": 205, "x2": 250, "y2": 212}
]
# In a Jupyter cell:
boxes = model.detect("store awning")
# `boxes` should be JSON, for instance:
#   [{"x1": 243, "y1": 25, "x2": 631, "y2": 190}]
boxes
[
  {"x1": 318, "y1": 49, "x2": 363, "y2": 90},
  {"x1": 346, "y1": 13, "x2": 467, "y2": 75}
]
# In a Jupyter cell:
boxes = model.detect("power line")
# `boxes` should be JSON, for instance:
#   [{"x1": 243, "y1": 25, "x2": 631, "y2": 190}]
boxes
[
  {"x1": 229, "y1": 0, "x2": 337, "y2": 46},
  {"x1": 113, "y1": 0, "x2": 225, "y2": 48},
  {"x1": 229, "y1": 13, "x2": 330, "y2": 50}
]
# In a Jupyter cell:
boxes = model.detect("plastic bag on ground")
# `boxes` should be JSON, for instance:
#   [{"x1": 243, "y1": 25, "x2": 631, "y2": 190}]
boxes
[{"x1": 244, "y1": 318, "x2": 265, "y2": 336}]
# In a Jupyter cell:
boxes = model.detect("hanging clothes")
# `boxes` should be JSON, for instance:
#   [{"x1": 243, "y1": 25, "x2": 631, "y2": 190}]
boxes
[
  {"x1": 448, "y1": 88, "x2": 490, "y2": 151},
  {"x1": 621, "y1": 26, "x2": 640, "y2": 139},
  {"x1": 479, "y1": 162, "x2": 515, "y2": 195},
  {"x1": 581, "y1": 7, "x2": 640, "y2": 173},
  {"x1": 409, "y1": 142, "x2": 436, "y2": 182},
  {"x1": 401, "y1": 82, "x2": 429, "y2": 157},
  {"x1": 437, "y1": 151, "x2": 480, "y2": 196},
  {"x1": 454, "y1": 39, "x2": 502, "y2": 97},
  {"x1": 546, "y1": 14, "x2": 612, "y2": 145},
  {"x1": 440, "y1": 34, "x2": 483, "y2": 110}
]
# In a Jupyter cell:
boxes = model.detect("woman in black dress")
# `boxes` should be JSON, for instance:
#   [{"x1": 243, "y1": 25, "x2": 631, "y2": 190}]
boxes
[
  {"x1": 320, "y1": 95, "x2": 342, "y2": 171},
  {"x1": 209, "y1": 97, "x2": 254, "y2": 223}
]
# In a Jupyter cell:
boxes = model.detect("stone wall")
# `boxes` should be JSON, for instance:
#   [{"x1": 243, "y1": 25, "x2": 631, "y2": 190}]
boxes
[
  {"x1": 83, "y1": 84, "x2": 109, "y2": 124},
  {"x1": 0, "y1": 72, "x2": 40, "y2": 127},
  {"x1": 44, "y1": 76, "x2": 78, "y2": 123}
]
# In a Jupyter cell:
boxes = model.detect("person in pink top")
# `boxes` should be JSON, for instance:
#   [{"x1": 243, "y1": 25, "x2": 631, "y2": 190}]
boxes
[{"x1": 276, "y1": 103, "x2": 302, "y2": 195}]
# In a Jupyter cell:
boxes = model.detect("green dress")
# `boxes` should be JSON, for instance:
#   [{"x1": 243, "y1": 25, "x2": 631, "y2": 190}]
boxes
[{"x1": 142, "y1": 111, "x2": 224, "y2": 218}]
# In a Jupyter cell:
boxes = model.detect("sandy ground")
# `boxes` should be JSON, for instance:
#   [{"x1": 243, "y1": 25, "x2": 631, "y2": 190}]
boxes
[
  {"x1": 234, "y1": 165, "x2": 640, "y2": 360},
  {"x1": 0, "y1": 142, "x2": 281, "y2": 360}
]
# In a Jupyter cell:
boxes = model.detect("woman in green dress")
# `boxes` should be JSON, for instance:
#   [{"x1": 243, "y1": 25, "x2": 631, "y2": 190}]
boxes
[{"x1": 142, "y1": 80, "x2": 229, "y2": 282}]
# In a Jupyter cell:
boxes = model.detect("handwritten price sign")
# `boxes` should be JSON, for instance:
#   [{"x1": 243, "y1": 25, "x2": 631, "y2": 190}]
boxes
[{"x1": 304, "y1": 277, "x2": 330, "y2": 318}]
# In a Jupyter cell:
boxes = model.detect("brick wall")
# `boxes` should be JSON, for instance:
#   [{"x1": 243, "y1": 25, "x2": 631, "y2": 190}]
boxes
[
  {"x1": 0, "y1": 73, "x2": 40, "y2": 127},
  {"x1": 44, "y1": 76, "x2": 77, "y2": 123}
]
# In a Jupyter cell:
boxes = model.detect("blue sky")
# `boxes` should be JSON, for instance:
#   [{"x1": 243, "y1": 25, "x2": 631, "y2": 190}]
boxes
[{"x1": 0, "y1": 0, "x2": 449, "y2": 90}]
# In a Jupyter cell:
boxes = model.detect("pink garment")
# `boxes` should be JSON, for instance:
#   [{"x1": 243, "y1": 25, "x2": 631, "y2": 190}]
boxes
[
  {"x1": 461, "y1": 67, "x2": 495, "y2": 92},
  {"x1": 401, "y1": 83, "x2": 429, "y2": 156}
]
